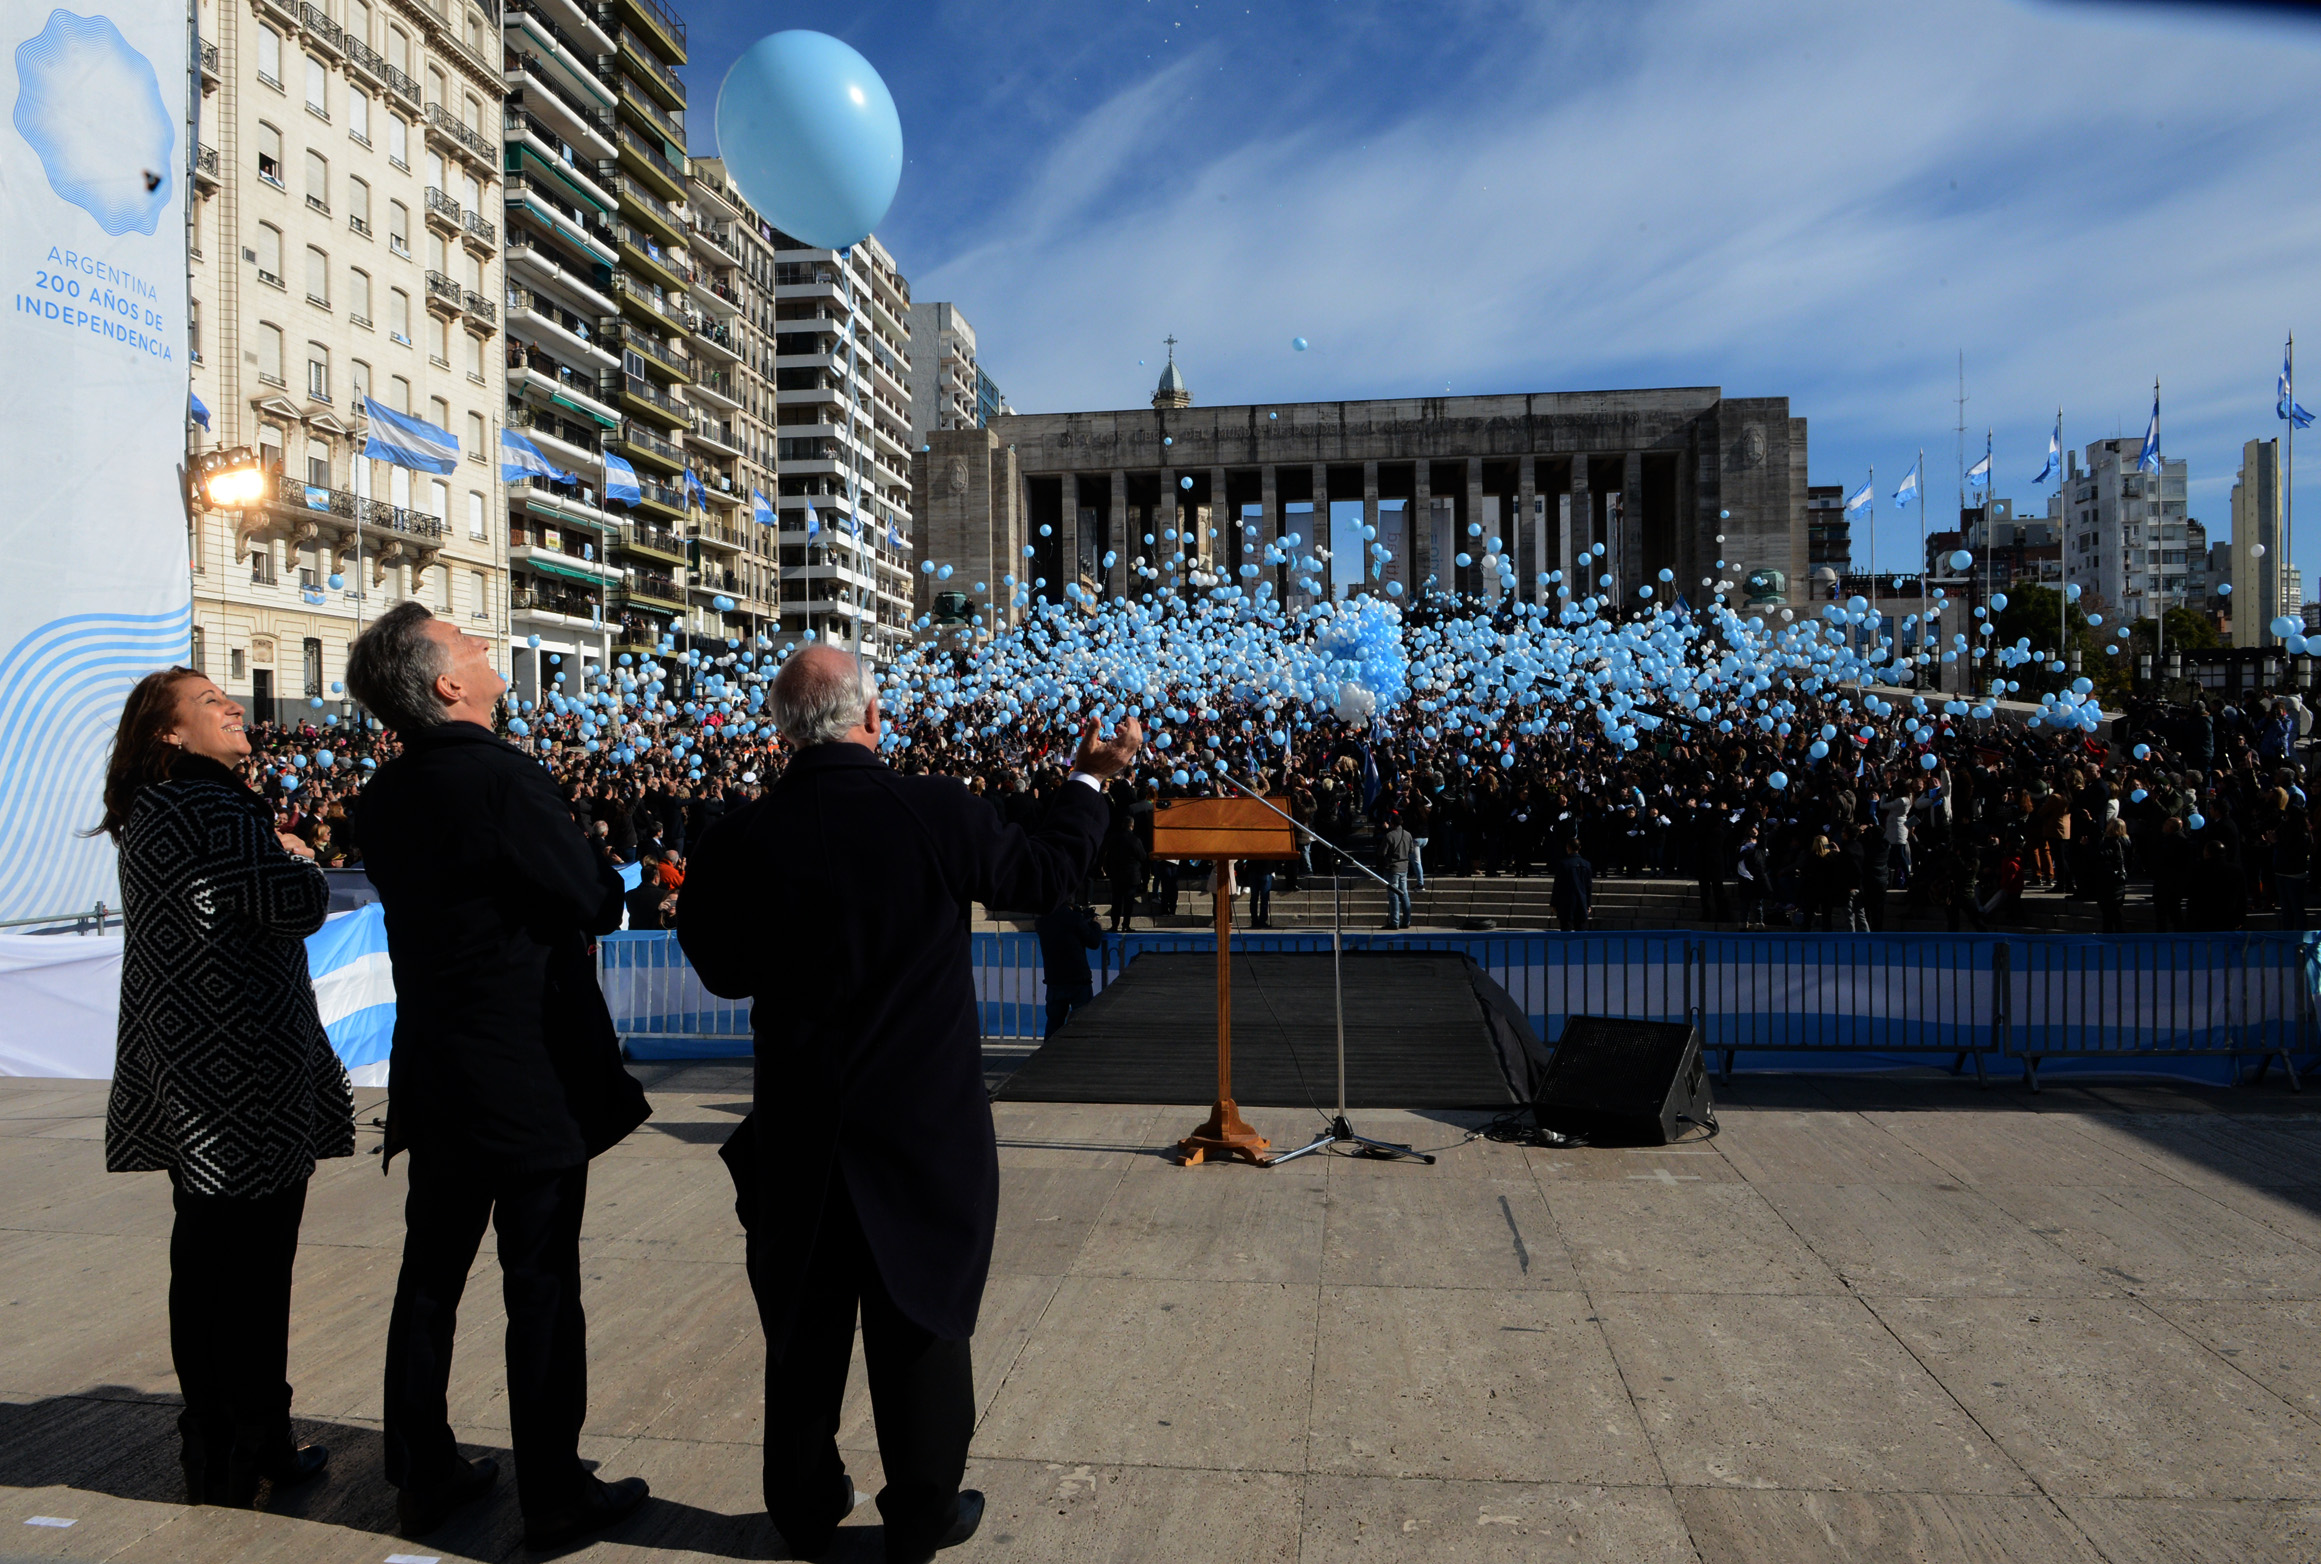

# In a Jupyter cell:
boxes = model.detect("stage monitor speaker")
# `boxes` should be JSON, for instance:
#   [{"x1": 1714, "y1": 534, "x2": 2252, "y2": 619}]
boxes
[{"x1": 1533, "y1": 1016, "x2": 1713, "y2": 1146}]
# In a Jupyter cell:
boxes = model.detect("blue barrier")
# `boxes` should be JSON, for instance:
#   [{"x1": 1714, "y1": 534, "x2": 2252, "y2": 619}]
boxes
[{"x1": 596, "y1": 927, "x2": 2318, "y2": 1087}]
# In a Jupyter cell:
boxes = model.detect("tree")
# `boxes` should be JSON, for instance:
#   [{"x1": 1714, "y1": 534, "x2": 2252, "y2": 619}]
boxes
[{"x1": 1982, "y1": 583, "x2": 2109, "y2": 699}]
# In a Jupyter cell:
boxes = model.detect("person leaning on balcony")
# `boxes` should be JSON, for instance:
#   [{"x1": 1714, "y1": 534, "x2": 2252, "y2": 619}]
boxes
[
  {"x1": 675, "y1": 645, "x2": 1137, "y2": 1564},
  {"x1": 96, "y1": 668, "x2": 351, "y2": 1508},
  {"x1": 344, "y1": 601, "x2": 653, "y2": 1549}
]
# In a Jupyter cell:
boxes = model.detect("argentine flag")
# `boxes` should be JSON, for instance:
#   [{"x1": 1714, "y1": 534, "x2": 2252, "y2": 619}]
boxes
[
  {"x1": 500, "y1": 428, "x2": 574, "y2": 485},
  {"x1": 603, "y1": 451, "x2": 644, "y2": 505},
  {"x1": 1892, "y1": 458, "x2": 1921, "y2": 509},
  {"x1": 1966, "y1": 446, "x2": 1990, "y2": 488},
  {"x1": 2138, "y1": 384, "x2": 2162, "y2": 474},
  {"x1": 805, "y1": 500, "x2": 821, "y2": 537},
  {"x1": 306, "y1": 904, "x2": 395, "y2": 1087},
  {"x1": 2032, "y1": 410, "x2": 2060, "y2": 485},
  {"x1": 362, "y1": 397, "x2": 460, "y2": 475},
  {"x1": 752, "y1": 489, "x2": 774, "y2": 526},
  {"x1": 2279, "y1": 343, "x2": 2313, "y2": 429},
  {"x1": 1843, "y1": 476, "x2": 1873, "y2": 513}
]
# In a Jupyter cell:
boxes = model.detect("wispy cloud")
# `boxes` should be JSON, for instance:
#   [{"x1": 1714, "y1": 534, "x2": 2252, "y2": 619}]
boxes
[{"x1": 685, "y1": 0, "x2": 2321, "y2": 570}]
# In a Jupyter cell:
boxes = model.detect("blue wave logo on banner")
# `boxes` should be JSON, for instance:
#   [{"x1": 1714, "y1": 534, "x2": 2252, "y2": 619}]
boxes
[
  {"x1": 0, "y1": 605, "x2": 192, "y2": 920},
  {"x1": 12, "y1": 10, "x2": 175, "y2": 236}
]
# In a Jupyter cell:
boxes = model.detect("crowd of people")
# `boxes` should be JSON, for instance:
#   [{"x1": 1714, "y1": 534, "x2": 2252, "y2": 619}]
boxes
[{"x1": 232, "y1": 591, "x2": 2317, "y2": 938}]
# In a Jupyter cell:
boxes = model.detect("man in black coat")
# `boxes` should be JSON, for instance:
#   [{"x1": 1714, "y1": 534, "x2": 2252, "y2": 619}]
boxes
[
  {"x1": 347, "y1": 602, "x2": 652, "y2": 1549},
  {"x1": 678, "y1": 645, "x2": 1138, "y2": 1564}
]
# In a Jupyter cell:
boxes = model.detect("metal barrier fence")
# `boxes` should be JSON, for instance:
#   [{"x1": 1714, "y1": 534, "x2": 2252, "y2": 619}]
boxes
[{"x1": 597, "y1": 928, "x2": 2317, "y2": 1087}]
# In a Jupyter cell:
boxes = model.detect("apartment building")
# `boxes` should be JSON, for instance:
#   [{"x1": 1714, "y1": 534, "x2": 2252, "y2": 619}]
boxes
[
  {"x1": 906, "y1": 300, "x2": 979, "y2": 443},
  {"x1": 188, "y1": 0, "x2": 506, "y2": 722},
  {"x1": 769, "y1": 235, "x2": 918, "y2": 662},
  {"x1": 2055, "y1": 438, "x2": 2192, "y2": 624},
  {"x1": 676, "y1": 158, "x2": 778, "y2": 638}
]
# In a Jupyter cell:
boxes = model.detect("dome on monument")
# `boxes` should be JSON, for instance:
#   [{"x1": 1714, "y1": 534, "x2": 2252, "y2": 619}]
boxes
[
  {"x1": 1151, "y1": 336, "x2": 1191, "y2": 409},
  {"x1": 1155, "y1": 357, "x2": 1186, "y2": 397}
]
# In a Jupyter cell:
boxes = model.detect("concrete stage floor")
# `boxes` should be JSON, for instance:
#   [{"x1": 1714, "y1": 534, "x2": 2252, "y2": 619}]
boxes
[{"x1": 0, "y1": 1067, "x2": 2318, "y2": 1562}]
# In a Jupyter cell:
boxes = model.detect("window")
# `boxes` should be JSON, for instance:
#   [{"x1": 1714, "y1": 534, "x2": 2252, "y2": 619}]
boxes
[
  {"x1": 428, "y1": 313, "x2": 449, "y2": 365},
  {"x1": 303, "y1": 638, "x2": 324, "y2": 697},
  {"x1": 230, "y1": 647, "x2": 246, "y2": 680},
  {"x1": 190, "y1": 626, "x2": 206, "y2": 677},
  {"x1": 388, "y1": 198, "x2": 410, "y2": 256},
  {"x1": 387, "y1": 114, "x2": 408, "y2": 169},
  {"x1": 306, "y1": 342, "x2": 329, "y2": 400},
  {"x1": 256, "y1": 322, "x2": 284, "y2": 383},
  {"x1": 306, "y1": 437, "x2": 330, "y2": 487},
  {"x1": 189, "y1": 297, "x2": 201, "y2": 362},
  {"x1": 426, "y1": 65, "x2": 445, "y2": 109},
  {"x1": 256, "y1": 122, "x2": 283, "y2": 185},
  {"x1": 465, "y1": 329, "x2": 482, "y2": 380},
  {"x1": 256, "y1": 24, "x2": 281, "y2": 87},
  {"x1": 426, "y1": 229, "x2": 446, "y2": 274},
  {"x1": 460, "y1": 170, "x2": 479, "y2": 212},
  {"x1": 254, "y1": 223, "x2": 282, "y2": 285},
  {"x1": 430, "y1": 395, "x2": 451, "y2": 434},
  {"x1": 461, "y1": 93, "x2": 480, "y2": 133},
  {"x1": 388, "y1": 26, "x2": 408, "y2": 73},
  {"x1": 425, "y1": 149, "x2": 446, "y2": 193},
  {"x1": 348, "y1": 87, "x2": 369, "y2": 144},
  {"x1": 351, "y1": 359, "x2": 370, "y2": 405},
  {"x1": 250, "y1": 544, "x2": 277, "y2": 585},
  {"x1": 428, "y1": 477, "x2": 449, "y2": 529},
  {"x1": 388, "y1": 374, "x2": 411, "y2": 414},
  {"x1": 466, "y1": 410, "x2": 485, "y2": 456},
  {"x1": 468, "y1": 493, "x2": 486, "y2": 541},
  {"x1": 305, "y1": 55, "x2": 327, "y2": 117},
  {"x1": 469, "y1": 567, "x2": 488, "y2": 617},
  {"x1": 349, "y1": 0, "x2": 369, "y2": 44},
  {"x1": 305, "y1": 149, "x2": 328, "y2": 211},
  {"x1": 348, "y1": 267, "x2": 371, "y2": 324},
  {"x1": 388, "y1": 287, "x2": 410, "y2": 341},
  {"x1": 347, "y1": 175, "x2": 369, "y2": 235},
  {"x1": 390, "y1": 463, "x2": 410, "y2": 509}
]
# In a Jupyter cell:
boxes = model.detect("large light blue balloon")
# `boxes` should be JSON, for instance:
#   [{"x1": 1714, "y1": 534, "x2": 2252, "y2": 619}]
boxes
[{"x1": 717, "y1": 32, "x2": 902, "y2": 251}]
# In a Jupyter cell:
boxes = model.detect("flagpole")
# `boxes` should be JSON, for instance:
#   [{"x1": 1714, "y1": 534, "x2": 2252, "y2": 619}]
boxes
[
  {"x1": 2289, "y1": 333, "x2": 2298, "y2": 661},
  {"x1": 1916, "y1": 448, "x2": 1927, "y2": 688}
]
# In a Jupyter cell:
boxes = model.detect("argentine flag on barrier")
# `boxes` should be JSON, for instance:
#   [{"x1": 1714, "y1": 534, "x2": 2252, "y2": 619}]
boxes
[
  {"x1": 305, "y1": 904, "x2": 395, "y2": 1086},
  {"x1": 500, "y1": 428, "x2": 574, "y2": 485},
  {"x1": 603, "y1": 451, "x2": 644, "y2": 505},
  {"x1": 361, "y1": 397, "x2": 460, "y2": 475}
]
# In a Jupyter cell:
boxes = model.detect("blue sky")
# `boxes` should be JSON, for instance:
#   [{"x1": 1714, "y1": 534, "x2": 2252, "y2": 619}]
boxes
[{"x1": 678, "y1": 0, "x2": 2321, "y2": 585}]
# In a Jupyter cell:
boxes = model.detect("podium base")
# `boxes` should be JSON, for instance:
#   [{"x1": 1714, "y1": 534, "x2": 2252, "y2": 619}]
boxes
[{"x1": 1176, "y1": 1099, "x2": 1272, "y2": 1167}]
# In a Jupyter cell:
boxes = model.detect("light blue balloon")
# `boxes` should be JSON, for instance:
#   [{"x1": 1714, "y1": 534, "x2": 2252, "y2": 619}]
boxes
[
  {"x1": 1292, "y1": 337, "x2": 1308, "y2": 351},
  {"x1": 1179, "y1": 477, "x2": 1192, "y2": 490},
  {"x1": 327, "y1": 573, "x2": 344, "y2": 591},
  {"x1": 2273, "y1": 615, "x2": 2300, "y2": 639},
  {"x1": 716, "y1": 31, "x2": 902, "y2": 251},
  {"x1": 1920, "y1": 752, "x2": 1939, "y2": 770},
  {"x1": 2189, "y1": 812, "x2": 2206, "y2": 831},
  {"x1": 1949, "y1": 549, "x2": 1973, "y2": 571},
  {"x1": 1767, "y1": 771, "x2": 1788, "y2": 790}
]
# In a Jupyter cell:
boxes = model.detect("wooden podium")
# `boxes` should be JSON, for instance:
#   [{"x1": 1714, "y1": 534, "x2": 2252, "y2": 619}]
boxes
[{"x1": 1150, "y1": 796, "x2": 1299, "y2": 1167}]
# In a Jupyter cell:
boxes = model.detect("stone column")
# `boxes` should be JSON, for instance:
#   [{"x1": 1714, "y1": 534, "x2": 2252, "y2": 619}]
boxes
[
  {"x1": 1210, "y1": 464, "x2": 1228, "y2": 581},
  {"x1": 1569, "y1": 457, "x2": 1591, "y2": 604},
  {"x1": 1260, "y1": 464, "x2": 1283, "y2": 604},
  {"x1": 1411, "y1": 463, "x2": 1432, "y2": 591},
  {"x1": 1361, "y1": 461, "x2": 1380, "y2": 593},
  {"x1": 1517, "y1": 457, "x2": 1539, "y2": 604},
  {"x1": 1309, "y1": 461, "x2": 1330, "y2": 605},
  {"x1": 1157, "y1": 462, "x2": 1177, "y2": 595},
  {"x1": 1466, "y1": 457, "x2": 1486, "y2": 604},
  {"x1": 1623, "y1": 449, "x2": 1645, "y2": 606},
  {"x1": 1109, "y1": 469, "x2": 1128, "y2": 598}
]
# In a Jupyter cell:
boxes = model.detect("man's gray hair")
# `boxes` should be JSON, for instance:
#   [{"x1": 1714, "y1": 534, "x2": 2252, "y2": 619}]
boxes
[
  {"x1": 345, "y1": 600, "x2": 447, "y2": 734},
  {"x1": 771, "y1": 645, "x2": 878, "y2": 745}
]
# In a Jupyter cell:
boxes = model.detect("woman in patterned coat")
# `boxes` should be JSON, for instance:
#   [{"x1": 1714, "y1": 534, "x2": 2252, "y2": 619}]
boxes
[{"x1": 97, "y1": 668, "x2": 353, "y2": 1506}]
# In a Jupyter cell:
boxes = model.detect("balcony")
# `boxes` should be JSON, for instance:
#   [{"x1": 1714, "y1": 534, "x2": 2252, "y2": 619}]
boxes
[
  {"x1": 463, "y1": 290, "x2": 497, "y2": 328},
  {"x1": 423, "y1": 102, "x2": 496, "y2": 169},
  {"x1": 298, "y1": 2, "x2": 345, "y2": 55},
  {"x1": 383, "y1": 62, "x2": 421, "y2": 108},
  {"x1": 615, "y1": 227, "x2": 685, "y2": 292},
  {"x1": 613, "y1": 76, "x2": 685, "y2": 152},
  {"x1": 345, "y1": 35, "x2": 386, "y2": 86},
  {"x1": 610, "y1": 370, "x2": 687, "y2": 429},
  {"x1": 193, "y1": 144, "x2": 220, "y2": 187},
  {"x1": 423, "y1": 185, "x2": 462, "y2": 233},
  {"x1": 600, "y1": 0, "x2": 684, "y2": 65},
  {"x1": 620, "y1": 521, "x2": 687, "y2": 564},
  {"x1": 688, "y1": 367, "x2": 738, "y2": 410},
  {"x1": 424, "y1": 270, "x2": 464, "y2": 314},
  {"x1": 614, "y1": 23, "x2": 685, "y2": 107},
  {"x1": 199, "y1": 38, "x2": 220, "y2": 87},
  {"x1": 610, "y1": 269, "x2": 684, "y2": 330},
  {"x1": 622, "y1": 573, "x2": 685, "y2": 612},
  {"x1": 510, "y1": 344, "x2": 623, "y2": 427},
  {"x1": 617, "y1": 418, "x2": 683, "y2": 464},
  {"x1": 612, "y1": 171, "x2": 681, "y2": 245},
  {"x1": 614, "y1": 121, "x2": 685, "y2": 204},
  {"x1": 462, "y1": 209, "x2": 496, "y2": 250},
  {"x1": 505, "y1": 174, "x2": 620, "y2": 265},
  {"x1": 689, "y1": 416, "x2": 739, "y2": 457},
  {"x1": 510, "y1": 581, "x2": 604, "y2": 622},
  {"x1": 288, "y1": 484, "x2": 449, "y2": 541},
  {"x1": 632, "y1": 475, "x2": 687, "y2": 520},
  {"x1": 505, "y1": 402, "x2": 604, "y2": 460},
  {"x1": 505, "y1": 285, "x2": 612, "y2": 360},
  {"x1": 503, "y1": 66, "x2": 616, "y2": 147},
  {"x1": 617, "y1": 320, "x2": 690, "y2": 383}
]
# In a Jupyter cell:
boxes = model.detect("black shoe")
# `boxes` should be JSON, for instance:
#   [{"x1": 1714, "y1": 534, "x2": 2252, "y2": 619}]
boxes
[
  {"x1": 891, "y1": 1490, "x2": 985, "y2": 1564},
  {"x1": 775, "y1": 1475, "x2": 863, "y2": 1560},
  {"x1": 523, "y1": 1474, "x2": 650, "y2": 1550},
  {"x1": 396, "y1": 1454, "x2": 500, "y2": 1539},
  {"x1": 262, "y1": 1444, "x2": 329, "y2": 1488}
]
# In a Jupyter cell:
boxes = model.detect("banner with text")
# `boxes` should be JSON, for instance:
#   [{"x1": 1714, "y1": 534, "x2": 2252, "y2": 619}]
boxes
[{"x1": 0, "y1": 0, "x2": 192, "y2": 918}]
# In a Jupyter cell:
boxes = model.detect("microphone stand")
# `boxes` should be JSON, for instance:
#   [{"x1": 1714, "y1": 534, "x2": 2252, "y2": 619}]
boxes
[{"x1": 1217, "y1": 772, "x2": 1433, "y2": 1166}]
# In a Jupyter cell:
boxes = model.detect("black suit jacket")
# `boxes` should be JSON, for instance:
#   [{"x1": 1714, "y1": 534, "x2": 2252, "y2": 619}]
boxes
[
  {"x1": 350, "y1": 721, "x2": 648, "y2": 1172},
  {"x1": 677, "y1": 742, "x2": 1108, "y2": 1341}
]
